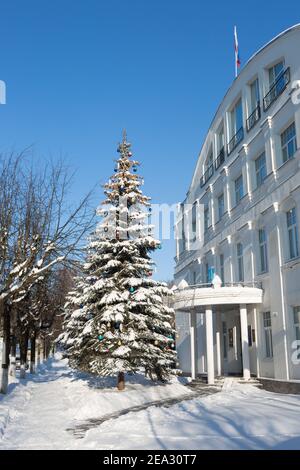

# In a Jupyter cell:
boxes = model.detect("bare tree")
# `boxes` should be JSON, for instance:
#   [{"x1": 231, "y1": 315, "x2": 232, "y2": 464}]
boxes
[{"x1": 0, "y1": 151, "x2": 94, "y2": 393}]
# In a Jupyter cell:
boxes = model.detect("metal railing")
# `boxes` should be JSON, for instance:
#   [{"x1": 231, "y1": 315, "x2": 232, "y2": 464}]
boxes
[
  {"x1": 246, "y1": 102, "x2": 261, "y2": 132},
  {"x1": 227, "y1": 126, "x2": 244, "y2": 155},
  {"x1": 200, "y1": 163, "x2": 214, "y2": 187},
  {"x1": 179, "y1": 281, "x2": 262, "y2": 290},
  {"x1": 214, "y1": 147, "x2": 225, "y2": 170},
  {"x1": 263, "y1": 67, "x2": 290, "y2": 111}
]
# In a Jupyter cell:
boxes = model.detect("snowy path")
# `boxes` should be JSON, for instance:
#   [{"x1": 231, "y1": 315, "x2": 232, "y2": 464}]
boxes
[
  {"x1": 0, "y1": 362, "x2": 77, "y2": 449},
  {"x1": 69, "y1": 385, "x2": 220, "y2": 438},
  {"x1": 1, "y1": 356, "x2": 300, "y2": 449},
  {"x1": 0, "y1": 356, "x2": 193, "y2": 449}
]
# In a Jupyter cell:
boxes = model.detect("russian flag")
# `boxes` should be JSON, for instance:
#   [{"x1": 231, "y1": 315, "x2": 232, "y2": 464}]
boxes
[{"x1": 234, "y1": 26, "x2": 241, "y2": 72}]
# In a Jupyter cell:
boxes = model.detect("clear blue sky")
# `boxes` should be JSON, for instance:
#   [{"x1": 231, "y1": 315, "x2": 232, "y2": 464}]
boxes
[{"x1": 1, "y1": 0, "x2": 299, "y2": 280}]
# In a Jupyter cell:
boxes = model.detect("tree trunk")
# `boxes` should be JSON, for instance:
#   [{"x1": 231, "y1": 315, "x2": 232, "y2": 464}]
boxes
[
  {"x1": 30, "y1": 332, "x2": 36, "y2": 374},
  {"x1": 39, "y1": 340, "x2": 44, "y2": 363},
  {"x1": 9, "y1": 335, "x2": 17, "y2": 377},
  {"x1": 19, "y1": 330, "x2": 29, "y2": 379},
  {"x1": 36, "y1": 340, "x2": 41, "y2": 366},
  {"x1": 117, "y1": 371, "x2": 125, "y2": 391},
  {"x1": 43, "y1": 338, "x2": 47, "y2": 361},
  {"x1": 0, "y1": 303, "x2": 11, "y2": 394}
]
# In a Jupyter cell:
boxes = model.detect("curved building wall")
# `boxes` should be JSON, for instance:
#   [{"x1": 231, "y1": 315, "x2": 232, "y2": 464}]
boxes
[{"x1": 174, "y1": 25, "x2": 300, "y2": 381}]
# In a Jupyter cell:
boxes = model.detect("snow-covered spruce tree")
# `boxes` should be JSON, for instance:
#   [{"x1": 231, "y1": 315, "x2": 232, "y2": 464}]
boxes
[
  {"x1": 65, "y1": 132, "x2": 177, "y2": 390},
  {"x1": 58, "y1": 275, "x2": 95, "y2": 370}
]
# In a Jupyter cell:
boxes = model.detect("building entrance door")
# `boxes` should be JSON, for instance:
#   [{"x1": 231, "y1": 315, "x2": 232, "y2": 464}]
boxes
[{"x1": 223, "y1": 313, "x2": 243, "y2": 376}]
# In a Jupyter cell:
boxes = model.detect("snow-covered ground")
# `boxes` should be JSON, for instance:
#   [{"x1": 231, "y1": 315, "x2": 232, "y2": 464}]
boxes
[{"x1": 1, "y1": 355, "x2": 300, "y2": 450}]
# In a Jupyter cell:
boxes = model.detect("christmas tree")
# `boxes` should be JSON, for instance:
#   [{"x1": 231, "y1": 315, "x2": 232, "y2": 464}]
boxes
[
  {"x1": 58, "y1": 275, "x2": 94, "y2": 370},
  {"x1": 60, "y1": 131, "x2": 177, "y2": 390}
]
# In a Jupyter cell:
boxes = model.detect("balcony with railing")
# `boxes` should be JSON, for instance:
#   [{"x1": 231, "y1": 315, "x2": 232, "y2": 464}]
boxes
[
  {"x1": 214, "y1": 147, "x2": 225, "y2": 170},
  {"x1": 173, "y1": 281, "x2": 263, "y2": 311},
  {"x1": 246, "y1": 102, "x2": 261, "y2": 132},
  {"x1": 263, "y1": 67, "x2": 290, "y2": 111},
  {"x1": 227, "y1": 126, "x2": 244, "y2": 155},
  {"x1": 200, "y1": 163, "x2": 214, "y2": 187}
]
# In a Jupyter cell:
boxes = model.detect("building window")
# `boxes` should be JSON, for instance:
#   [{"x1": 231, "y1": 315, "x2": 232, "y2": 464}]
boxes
[
  {"x1": 294, "y1": 307, "x2": 300, "y2": 341},
  {"x1": 250, "y1": 78, "x2": 260, "y2": 112},
  {"x1": 205, "y1": 263, "x2": 214, "y2": 283},
  {"x1": 178, "y1": 204, "x2": 186, "y2": 254},
  {"x1": 215, "y1": 126, "x2": 225, "y2": 169},
  {"x1": 217, "y1": 126, "x2": 224, "y2": 153},
  {"x1": 258, "y1": 228, "x2": 268, "y2": 273},
  {"x1": 201, "y1": 148, "x2": 214, "y2": 186},
  {"x1": 191, "y1": 202, "x2": 197, "y2": 242},
  {"x1": 255, "y1": 152, "x2": 267, "y2": 188},
  {"x1": 263, "y1": 312, "x2": 273, "y2": 358},
  {"x1": 281, "y1": 122, "x2": 297, "y2": 163},
  {"x1": 219, "y1": 254, "x2": 225, "y2": 285},
  {"x1": 264, "y1": 61, "x2": 290, "y2": 111},
  {"x1": 248, "y1": 325, "x2": 253, "y2": 347},
  {"x1": 237, "y1": 242, "x2": 244, "y2": 282},
  {"x1": 228, "y1": 99, "x2": 244, "y2": 154},
  {"x1": 287, "y1": 207, "x2": 299, "y2": 259},
  {"x1": 205, "y1": 149, "x2": 213, "y2": 169},
  {"x1": 228, "y1": 328, "x2": 234, "y2": 348},
  {"x1": 247, "y1": 78, "x2": 261, "y2": 131},
  {"x1": 204, "y1": 207, "x2": 210, "y2": 233},
  {"x1": 192, "y1": 270, "x2": 197, "y2": 285},
  {"x1": 234, "y1": 174, "x2": 244, "y2": 205},
  {"x1": 268, "y1": 61, "x2": 284, "y2": 88},
  {"x1": 230, "y1": 98, "x2": 243, "y2": 136},
  {"x1": 218, "y1": 193, "x2": 225, "y2": 221}
]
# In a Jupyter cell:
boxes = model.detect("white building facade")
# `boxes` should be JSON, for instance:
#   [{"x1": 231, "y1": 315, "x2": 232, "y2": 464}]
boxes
[{"x1": 174, "y1": 25, "x2": 300, "y2": 385}]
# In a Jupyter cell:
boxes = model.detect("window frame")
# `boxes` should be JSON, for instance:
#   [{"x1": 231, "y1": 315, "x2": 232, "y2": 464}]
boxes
[
  {"x1": 287, "y1": 207, "x2": 299, "y2": 260},
  {"x1": 255, "y1": 152, "x2": 267, "y2": 188},
  {"x1": 281, "y1": 122, "x2": 297, "y2": 163},
  {"x1": 218, "y1": 193, "x2": 225, "y2": 221},
  {"x1": 234, "y1": 174, "x2": 244, "y2": 206},
  {"x1": 250, "y1": 77, "x2": 260, "y2": 112},
  {"x1": 219, "y1": 253, "x2": 225, "y2": 285},
  {"x1": 293, "y1": 306, "x2": 300, "y2": 341},
  {"x1": 204, "y1": 206, "x2": 210, "y2": 233},
  {"x1": 258, "y1": 228, "x2": 268, "y2": 273},
  {"x1": 191, "y1": 202, "x2": 197, "y2": 242},
  {"x1": 263, "y1": 311, "x2": 273, "y2": 359},
  {"x1": 268, "y1": 61, "x2": 284, "y2": 88},
  {"x1": 236, "y1": 242, "x2": 244, "y2": 282}
]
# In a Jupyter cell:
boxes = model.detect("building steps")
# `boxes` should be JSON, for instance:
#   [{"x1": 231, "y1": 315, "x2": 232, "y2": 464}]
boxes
[
  {"x1": 237, "y1": 378, "x2": 263, "y2": 388},
  {"x1": 188, "y1": 375, "x2": 263, "y2": 391},
  {"x1": 187, "y1": 376, "x2": 224, "y2": 393},
  {"x1": 222, "y1": 376, "x2": 263, "y2": 390}
]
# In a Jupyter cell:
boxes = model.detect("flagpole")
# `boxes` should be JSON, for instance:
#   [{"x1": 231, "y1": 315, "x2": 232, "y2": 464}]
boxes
[{"x1": 234, "y1": 26, "x2": 238, "y2": 78}]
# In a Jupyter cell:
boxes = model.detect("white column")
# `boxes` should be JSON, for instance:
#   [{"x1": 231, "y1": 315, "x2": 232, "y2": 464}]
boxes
[
  {"x1": 227, "y1": 235, "x2": 234, "y2": 283},
  {"x1": 240, "y1": 304, "x2": 251, "y2": 380},
  {"x1": 224, "y1": 167, "x2": 232, "y2": 218},
  {"x1": 189, "y1": 311, "x2": 198, "y2": 380},
  {"x1": 263, "y1": 117, "x2": 277, "y2": 177},
  {"x1": 274, "y1": 204, "x2": 290, "y2": 380},
  {"x1": 205, "y1": 306, "x2": 215, "y2": 385},
  {"x1": 248, "y1": 221, "x2": 256, "y2": 283},
  {"x1": 254, "y1": 307, "x2": 261, "y2": 378},
  {"x1": 216, "y1": 331, "x2": 221, "y2": 377}
]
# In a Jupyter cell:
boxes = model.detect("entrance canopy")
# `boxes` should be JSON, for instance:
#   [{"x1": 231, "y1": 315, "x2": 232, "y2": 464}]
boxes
[{"x1": 173, "y1": 283, "x2": 263, "y2": 311}]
